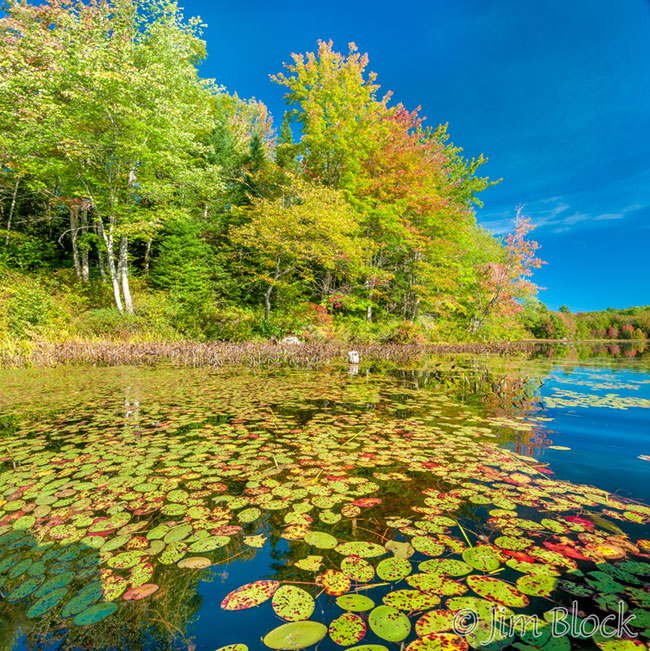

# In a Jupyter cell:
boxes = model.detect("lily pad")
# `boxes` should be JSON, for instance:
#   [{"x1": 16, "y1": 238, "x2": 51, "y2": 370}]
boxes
[
  {"x1": 462, "y1": 546, "x2": 502, "y2": 572},
  {"x1": 336, "y1": 594, "x2": 375, "y2": 611},
  {"x1": 271, "y1": 585, "x2": 315, "y2": 622},
  {"x1": 335, "y1": 541, "x2": 386, "y2": 558},
  {"x1": 466, "y1": 576, "x2": 529, "y2": 608},
  {"x1": 73, "y1": 602, "x2": 118, "y2": 626},
  {"x1": 262, "y1": 621, "x2": 328, "y2": 650},
  {"x1": 377, "y1": 557, "x2": 412, "y2": 582},
  {"x1": 303, "y1": 531, "x2": 337, "y2": 549},
  {"x1": 368, "y1": 605, "x2": 411, "y2": 642},
  {"x1": 329, "y1": 612, "x2": 367, "y2": 646},
  {"x1": 222, "y1": 580, "x2": 280, "y2": 610}
]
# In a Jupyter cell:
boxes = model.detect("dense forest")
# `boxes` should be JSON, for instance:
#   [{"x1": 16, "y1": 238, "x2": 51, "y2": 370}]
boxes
[{"x1": 0, "y1": 0, "x2": 639, "y2": 345}]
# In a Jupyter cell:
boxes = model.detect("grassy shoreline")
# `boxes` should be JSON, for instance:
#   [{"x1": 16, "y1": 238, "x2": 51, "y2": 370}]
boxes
[{"x1": 1, "y1": 338, "x2": 644, "y2": 369}]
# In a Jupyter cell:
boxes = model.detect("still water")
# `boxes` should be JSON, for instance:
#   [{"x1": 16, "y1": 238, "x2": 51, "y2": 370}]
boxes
[{"x1": 0, "y1": 344, "x2": 648, "y2": 651}]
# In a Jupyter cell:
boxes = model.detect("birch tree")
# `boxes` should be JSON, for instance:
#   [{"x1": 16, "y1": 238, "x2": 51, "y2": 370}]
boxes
[{"x1": 0, "y1": 0, "x2": 216, "y2": 312}]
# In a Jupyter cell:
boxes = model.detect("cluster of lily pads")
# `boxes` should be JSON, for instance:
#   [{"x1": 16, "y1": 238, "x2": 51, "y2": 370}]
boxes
[{"x1": 0, "y1": 365, "x2": 648, "y2": 651}]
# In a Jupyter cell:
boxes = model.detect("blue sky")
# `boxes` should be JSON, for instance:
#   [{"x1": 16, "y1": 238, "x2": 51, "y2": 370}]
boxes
[{"x1": 189, "y1": 0, "x2": 650, "y2": 312}]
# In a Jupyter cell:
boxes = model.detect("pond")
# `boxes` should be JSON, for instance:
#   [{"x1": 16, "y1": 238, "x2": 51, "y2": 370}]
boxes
[{"x1": 0, "y1": 344, "x2": 648, "y2": 651}]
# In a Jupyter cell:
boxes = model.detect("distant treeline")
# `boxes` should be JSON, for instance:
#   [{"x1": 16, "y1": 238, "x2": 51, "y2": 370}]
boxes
[{"x1": 523, "y1": 303, "x2": 649, "y2": 340}]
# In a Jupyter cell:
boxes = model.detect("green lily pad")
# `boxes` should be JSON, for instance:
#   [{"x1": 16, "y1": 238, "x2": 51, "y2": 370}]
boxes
[
  {"x1": 303, "y1": 531, "x2": 338, "y2": 549},
  {"x1": 412, "y1": 536, "x2": 444, "y2": 557},
  {"x1": 462, "y1": 546, "x2": 502, "y2": 572},
  {"x1": 329, "y1": 612, "x2": 367, "y2": 646},
  {"x1": 406, "y1": 633, "x2": 469, "y2": 650},
  {"x1": 336, "y1": 594, "x2": 375, "y2": 611},
  {"x1": 188, "y1": 536, "x2": 230, "y2": 553},
  {"x1": 377, "y1": 557, "x2": 412, "y2": 582},
  {"x1": 163, "y1": 524, "x2": 193, "y2": 544},
  {"x1": 215, "y1": 646, "x2": 248, "y2": 651},
  {"x1": 262, "y1": 621, "x2": 328, "y2": 649},
  {"x1": 383, "y1": 589, "x2": 440, "y2": 611},
  {"x1": 420, "y1": 559, "x2": 471, "y2": 576},
  {"x1": 368, "y1": 605, "x2": 411, "y2": 642},
  {"x1": 271, "y1": 585, "x2": 315, "y2": 622}
]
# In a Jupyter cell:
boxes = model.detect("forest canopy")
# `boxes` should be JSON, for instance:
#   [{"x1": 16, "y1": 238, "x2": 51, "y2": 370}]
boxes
[{"x1": 0, "y1": 0, "x2": 563, "y2": 343}]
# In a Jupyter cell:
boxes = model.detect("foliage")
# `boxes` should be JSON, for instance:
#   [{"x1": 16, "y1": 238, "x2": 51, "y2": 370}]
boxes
[{"x1": 0, "y1": 9, "x2": 551, "y2": 342}]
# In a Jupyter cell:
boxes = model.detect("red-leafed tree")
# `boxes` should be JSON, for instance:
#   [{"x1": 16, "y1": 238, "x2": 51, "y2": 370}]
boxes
[{"x1": 468, "y1": 206, "x2": 546, "y2": 335}]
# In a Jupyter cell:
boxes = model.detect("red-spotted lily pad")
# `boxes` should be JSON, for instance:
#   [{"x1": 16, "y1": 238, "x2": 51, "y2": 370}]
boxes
[
  {"x1": 383, "y1": 589, "x2": 440, "y2": 611},
  {"x1": 317, "y1": 570, "x2": 351, "y2": 596},
  {"x1": 405, "y1": 633, "x2": 469, "y2": 651},
  {"x1": 377, "y1": 557, "x2": 411, "y2": 582},
  {"x1": 262, "y1": 621, "x2": 328, "y2": 649},
  {"x1": 335, "y1": 541, "x2": 386, "y2": 558},
  {"x1": 419, "y1": 559, "x2": 471, "y2": 576},
  {"x1": 412, "y1": 536, "x2": 444, "y2": 557},
  {"x1": 341, "y1": 556, "x2": 375, "y2": 582},
  {"x1": 462, "y1": 546, "x2": 502, "y2": 572},
  {"x1": 271, "y1": 585, "x2": 315, "y2": 622},
  {"x1": 368, "y1": 605, "x2": 411, "y2": 642},
  {"x1": 221, "y1": 580, "x2": 280, "y2": 610},
  {"x1": 329, "y1": 612, "x2": 367, "y2": 646},
  {"x1": 466, "y1": 576, "x2": 529, "y2": 608},
  {"x1": 516, "y1": 574, "x2": 558, "y2": 597},
  {"x1": 494, "y1": 536, "x2": 533, "y2": 551},
  {"x1": 415, "y1": 610, "x2": 459, "y2": 636},
  {"x1": 336, "y1": 594, "x2": 375, "y2": 612}
]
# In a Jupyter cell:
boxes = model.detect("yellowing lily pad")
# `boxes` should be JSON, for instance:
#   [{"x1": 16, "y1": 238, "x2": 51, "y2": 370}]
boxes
[
  {"x1": 221, "y1": 580, "x2": 280, "y2": 610},
  {"x1": 271, "y1": 585, "x2": 315, "y2": 622}
]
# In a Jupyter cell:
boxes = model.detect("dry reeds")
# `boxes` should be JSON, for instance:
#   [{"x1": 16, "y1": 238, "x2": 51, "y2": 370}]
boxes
[{"x1": 0, "y1": 339, "x2": 541, "y2": 369}]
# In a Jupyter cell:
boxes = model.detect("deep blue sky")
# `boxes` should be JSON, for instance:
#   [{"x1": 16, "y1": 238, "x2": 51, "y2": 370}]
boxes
[{"x1": 189, "y1": 0, "x2": 650, "y2": 312}]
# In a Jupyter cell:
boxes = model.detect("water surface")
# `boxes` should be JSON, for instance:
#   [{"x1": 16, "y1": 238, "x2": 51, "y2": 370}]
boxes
[{"x1": 0, "y1": 345, "x2": 648, "y2": 651}]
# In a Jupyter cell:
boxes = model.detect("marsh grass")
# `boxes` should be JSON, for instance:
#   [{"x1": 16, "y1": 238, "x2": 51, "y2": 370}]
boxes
[{"x1": 0, "y1": 338, "x2": 538, "y2": 369}]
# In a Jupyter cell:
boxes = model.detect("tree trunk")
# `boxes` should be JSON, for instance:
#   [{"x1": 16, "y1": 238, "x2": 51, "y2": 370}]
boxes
[
  {"x1": 69, "y1": 206, "x2": 82, "y2": 281},
  {"x1": 143, "y1": 238, "x2": 152, "y2": 274},
  {"x1": 321, "y1": 271, "x2": 332, "y2": 301},
  {"x1": 5, "y1": 176, "x2": 20, "y2": 245},
  {"x1": 97, "y1": 219, "x2": 124, "y2": 313},
  {"x1": 80, "y1": 207, "x2": 89, "y2": 282},
  {"x1": 94, "y1": 219, "x2": 107, "y2": 283},
  {"x1": 119, "y1": 236, "x2": 134, "y2": 315},
  {"x1": 264, "y1": 284, "x2": 273, "y2": 320},
  {"x1": 264, "y1": 256, "x2": 282, "y2": 320}
]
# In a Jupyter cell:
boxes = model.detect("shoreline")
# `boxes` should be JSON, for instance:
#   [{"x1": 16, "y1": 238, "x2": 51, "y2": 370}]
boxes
[{"x1": 0, "y1": 338, "x2": 645, "y2": 370}]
